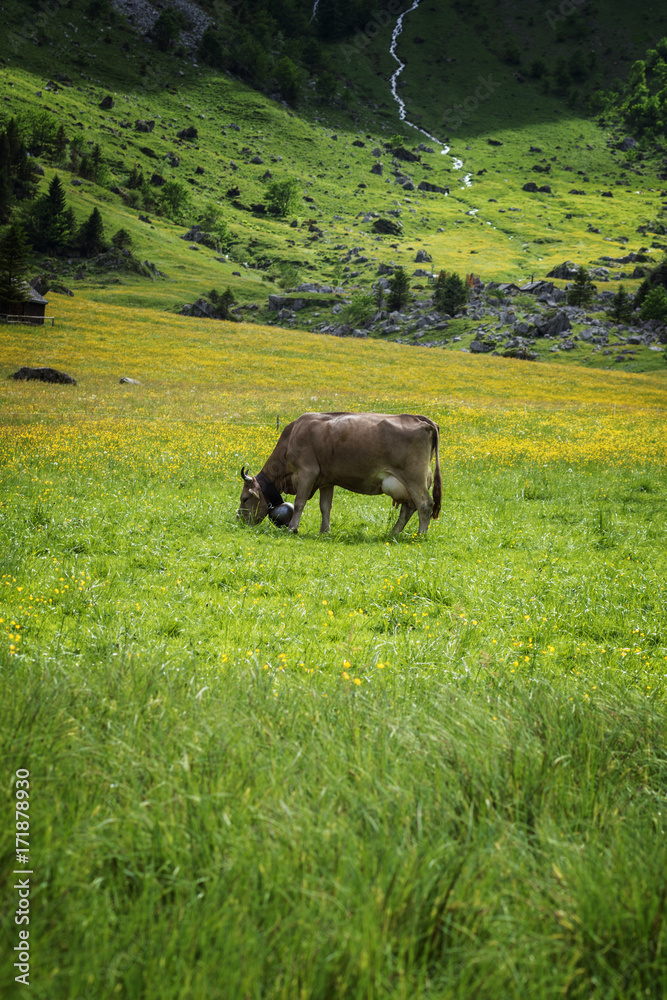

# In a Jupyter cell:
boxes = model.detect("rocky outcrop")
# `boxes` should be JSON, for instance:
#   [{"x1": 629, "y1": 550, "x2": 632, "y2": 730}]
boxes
[
  {"x1": 372, "y1": 218, "x2": 403, "y2": 236},
  {"x1": 417, "y1": 180, "x2": 450, "y2": 194}
]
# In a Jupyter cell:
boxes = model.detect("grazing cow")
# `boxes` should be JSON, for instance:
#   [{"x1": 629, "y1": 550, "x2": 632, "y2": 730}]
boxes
[{"x1": 238, "y1": 411, "x2": 441, "y2": 534}]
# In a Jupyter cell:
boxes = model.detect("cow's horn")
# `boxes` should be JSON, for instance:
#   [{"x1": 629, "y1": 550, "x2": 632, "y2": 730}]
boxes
[{"x1": 240, "y1": 466, "x2": 253, "y2": 482}]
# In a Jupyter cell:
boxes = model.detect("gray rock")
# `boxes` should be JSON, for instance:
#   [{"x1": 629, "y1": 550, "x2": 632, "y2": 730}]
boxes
[
  {"x1": 417, "y1": 180, "x2": 450, "y2": 195},
  {"x1": 119, "y1": 377, "x2": 141, "y2": 385},
  {"x1": 535, "y1": 311, "x2": 571, "y2": 338},
  {"x1": 546, "y1": 261, "x2": 579, "y2": 280}
]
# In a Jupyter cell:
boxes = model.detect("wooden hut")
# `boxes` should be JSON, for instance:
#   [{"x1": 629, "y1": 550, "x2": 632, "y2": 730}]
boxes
[{"x1": 0, "y1": 285, "x2": 49, "y2": 325}]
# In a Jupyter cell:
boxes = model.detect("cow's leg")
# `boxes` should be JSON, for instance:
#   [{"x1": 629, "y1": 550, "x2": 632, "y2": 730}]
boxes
[
  {"x1": 392, "y1": 501, "x2": 416, "y2": 533},
  {"x1": 416, "y1": 493, "x2": 435, "y2": 534},
  {"x1": 288, "y1": 473, "x2": 318, "y2": 534},
  {"x1": 318, "y1": 484, "x2": 334, "y2": 534}
]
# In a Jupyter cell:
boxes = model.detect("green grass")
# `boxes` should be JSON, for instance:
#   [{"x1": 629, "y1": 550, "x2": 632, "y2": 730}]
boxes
[
  {"x1": 1, "y1": 5, "x2": 667, "y2": 994},
  {"x1": 1, "y1": 301, "x2": 667, "y2": 997}
]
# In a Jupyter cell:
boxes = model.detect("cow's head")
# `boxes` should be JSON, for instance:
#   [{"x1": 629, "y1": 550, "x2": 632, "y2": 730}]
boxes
[{"x1": 238, "y1": 467, "x2": 269, "y2": 525}]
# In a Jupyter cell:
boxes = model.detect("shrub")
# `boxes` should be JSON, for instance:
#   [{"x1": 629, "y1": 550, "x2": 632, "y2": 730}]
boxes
[
  {"x1": 199, "y1": 202, "x2": 228, "y2": 240},
  {"x1": 276, "y1": 263, "x2": 300, "y2": 290},
  {"x1": 266, "y1": 178, "x2": 301, "y2": 218},
  {"x1": 159, "y1": 181, "x2": 191, "y2": 224},
  {"x1": 341, "y1": 292, "x2": 375, "y2": 327},
  {"x1": 274, "y1": 57, "x2": 303, "y2": 106},
  {"x1": 198, "y1": 29, "x2": 226, "y2": 70},
  {"x1": 210, "y1": 286, "x2": 237, "y2": 320}
]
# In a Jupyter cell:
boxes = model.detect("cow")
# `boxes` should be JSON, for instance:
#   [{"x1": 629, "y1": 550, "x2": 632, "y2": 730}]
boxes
[{"x1": 238, "y1": 412, "x2": 441, "y2": 535}]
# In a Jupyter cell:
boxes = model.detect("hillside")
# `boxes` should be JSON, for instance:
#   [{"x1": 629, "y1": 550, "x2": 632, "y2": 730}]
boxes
[{"x1": 1, "y1": 0, "x2": 666, "y2": 373}]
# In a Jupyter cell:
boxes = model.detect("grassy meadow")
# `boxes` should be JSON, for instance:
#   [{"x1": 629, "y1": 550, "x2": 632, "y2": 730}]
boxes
[{"x1": 1, "y1": 299, "x2": 667, "y2": 998}]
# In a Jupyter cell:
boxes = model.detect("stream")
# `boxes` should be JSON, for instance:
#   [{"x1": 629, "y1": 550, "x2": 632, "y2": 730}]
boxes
[
  {"x1": 389, "y1": 0, "x2": 471, "y2": 186},
  {"x1": 310, "y1": 1, "x2": 470, "y2": 187}
]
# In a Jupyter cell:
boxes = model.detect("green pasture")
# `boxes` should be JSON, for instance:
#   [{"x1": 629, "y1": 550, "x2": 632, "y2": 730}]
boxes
[{"x1": 1, "y1": 301, "x2": 667, "y2": 998}]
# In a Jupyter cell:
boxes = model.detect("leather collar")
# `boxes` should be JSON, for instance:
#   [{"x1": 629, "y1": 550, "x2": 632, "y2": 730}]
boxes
[{"x1": 256, "y1": 471, "x2": 284, "y2": 509}]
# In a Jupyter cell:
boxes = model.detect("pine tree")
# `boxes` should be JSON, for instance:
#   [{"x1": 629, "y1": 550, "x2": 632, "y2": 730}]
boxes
[
  {"x1": 609, "y1": 284, "x2": 632, "y2": 323},
  {"x1": 78, "y1": 207, "x2": 107, "y2": 256},
  {"x1": 387, "y1": 266, "x2": 410, "y2": 311},
  {"x1": 567, "y1": 266, "x2": 596, "y2": 307},
  {"x1": 433, "y1": 270, "x2": 468, "y2": 315},
  {"x1": 0, "y1": 221, "x2": 32, "y2": 304}
]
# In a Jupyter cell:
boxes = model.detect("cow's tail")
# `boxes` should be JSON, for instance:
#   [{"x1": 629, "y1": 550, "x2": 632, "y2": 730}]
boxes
[{"x1": 431, "y1": 422, "x2": 442, "y2": 520}]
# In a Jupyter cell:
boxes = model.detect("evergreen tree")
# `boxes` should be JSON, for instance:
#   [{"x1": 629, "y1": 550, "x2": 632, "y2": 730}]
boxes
[
  {"x1": 54, "y1": 125, "x2": 68, "y2": 163},
  {"x1": 0, "y1": 170, "x2": 11, "y2": 225},
  {"x1": 567, "y1": 266, "x2": 596, "y2": 307},
  {"x1": 78, "y1": 207, "x2": 107, "y2": 256},
  {"x1": 640, "y1": 285, "x2": 667, "y2": 322},
  {"x1": 387, "y1": 266, "x2": 410, "y2": 311},
  {"x1": 111, "y1": 228, "x2": 133, "y2": 250},
  {"x1": 25, "y1": 174, "x2": 71, "y2": 253},
  {"x1": 0, "y1": 221, "x2": 32, "y2": 304},
  {"x1": 433, "y1": 270, "x2": 468, "y2": 315},
  {"x1": 153, "y1": 8, "x2": 181, "y2": 51},
  {"x1": 609, "y1": 285, "x2": 633, "y2": 323}
]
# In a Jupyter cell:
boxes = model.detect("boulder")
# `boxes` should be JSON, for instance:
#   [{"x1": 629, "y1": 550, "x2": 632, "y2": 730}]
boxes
[
  {"x1": 177, "y1": 126, "x2": 199, "y2": 140},
  {"x1": 392, "y1": 146, "x2": 421, "y2": 162},
  {"x1": 415, "y1": 249, "x2": 433, "y2": 263},
  {"x1": 370, "y1": 162, "x2": 383, "y2": 175},
  {"x1": 546, "y1": 261, "x2": 579, "y2": 280},
  {"x1": 135, "y1": 119, "x2": 154, "y2": 132},
  {"x1": 99, "y1": 95, "x2": 114, "y2": 110},
  {"x1": 372, "y1": 218, "x2": 403, "y2": 236},
  {"x1": 119, "y1": 377, "x2": 141, "y2": 385},
  {"x1": 522, "y1": 182, "x2": 539, "y2": 192},
  {"x1": 534, "y1": 311, "x2": 571, "y2": 338},
  {"x1": 417, "y1": 180, "x2": 449, "y2": 194},
  {"x1": 10, "y1": 367, "x2": 76, "y2": 385}
]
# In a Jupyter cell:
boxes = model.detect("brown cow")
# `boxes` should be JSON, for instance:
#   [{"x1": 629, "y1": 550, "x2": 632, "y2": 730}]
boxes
[{"x1": 238, "y1": 412, "x2": 441, "y2": 534}]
